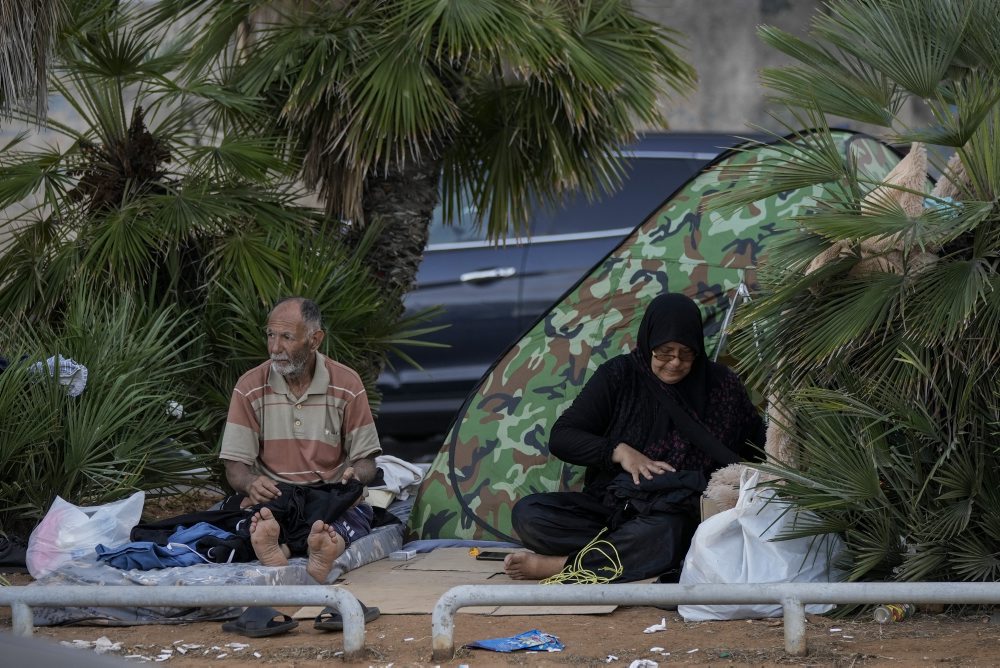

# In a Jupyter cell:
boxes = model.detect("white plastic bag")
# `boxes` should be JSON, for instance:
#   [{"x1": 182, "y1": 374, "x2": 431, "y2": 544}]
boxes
[
  {"x1": 26, "y1": 491, "x2": 145, "y2": 578},
  {"x1": 678, "y1": 469, "x2": 843, "y2": 621}
]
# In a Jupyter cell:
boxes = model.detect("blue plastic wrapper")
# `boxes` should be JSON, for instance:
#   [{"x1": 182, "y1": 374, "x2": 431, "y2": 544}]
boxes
[{"x1": 466, "y1": 629, "x2": 564, "y2": 652}]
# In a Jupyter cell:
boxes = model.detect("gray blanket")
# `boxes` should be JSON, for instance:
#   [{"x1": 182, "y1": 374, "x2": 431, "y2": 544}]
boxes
[{"x1": 30, "y1": 522, "x2": 404, "y2": 626}]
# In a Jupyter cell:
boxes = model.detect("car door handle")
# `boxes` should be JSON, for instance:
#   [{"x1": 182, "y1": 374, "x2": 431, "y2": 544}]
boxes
[{"x1": 459, "y1": 267, "x2": 518, "y2": 283}]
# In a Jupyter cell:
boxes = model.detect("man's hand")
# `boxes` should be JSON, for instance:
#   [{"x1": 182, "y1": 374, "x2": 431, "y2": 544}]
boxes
[
  {"x1": 339, "y1": 466, "x2": 366, "y2": 507},
  {"x1": 247, "y1": 475, "x2": 281, "y2": 504},
  {"x1": 347, "y1": 457, "x2": 377, "y2": 485},
  {"x1": 612, "y1": 442, "x2": 675, "y2": 485},
  {"x1": 224, "y1": 459, "x2": 280, "y2": 504}
]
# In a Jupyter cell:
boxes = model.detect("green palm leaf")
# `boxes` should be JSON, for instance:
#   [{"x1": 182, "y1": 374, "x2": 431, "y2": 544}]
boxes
[
  {"x1": 759, "y1": 26, "x2": 901, "y2": 126},
  {"x1": 705, "y1": 118, "x2": 851, "y2": 216},
  {"x1": 894, "y1": 71, "x2": 1000, "y2": 147},
  {"x1": 723, "y1": 0, "x2": 999, "y2": 575},
  {"x1": 905, "y1": 258, "x2": 993, "y2": 344},
  {"x1": 814, "y1": 0, "x2": 967, "y2": 98}
]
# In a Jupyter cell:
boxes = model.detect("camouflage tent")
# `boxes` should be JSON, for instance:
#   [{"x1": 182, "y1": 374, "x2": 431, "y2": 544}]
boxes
[{"x1": 407, "y1": 130, "x2": 902, "y2": 542}]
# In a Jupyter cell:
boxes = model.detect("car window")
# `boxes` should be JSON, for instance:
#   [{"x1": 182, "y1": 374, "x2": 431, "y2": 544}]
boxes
[
  {"x1": 427, "y1": 191, "x2": 487, "y2": 244},
  {"x1": 530, "y1": 157, "x2": 709, "y2": 237},
  {"x1": 426, "y1": 155, "x2": 710, "y2": 245},
  {"x1": 427, "y1": 190, "x2": 539, "y2": 246}
]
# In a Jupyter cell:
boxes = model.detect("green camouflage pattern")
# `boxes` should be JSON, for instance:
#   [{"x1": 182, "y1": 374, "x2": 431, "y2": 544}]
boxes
[{"x1": 407, "y1": 131, "x2": 901, "y2": 541}]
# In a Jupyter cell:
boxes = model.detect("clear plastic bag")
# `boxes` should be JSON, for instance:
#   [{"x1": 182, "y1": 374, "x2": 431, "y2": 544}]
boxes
[{"x1": 26, "y1": 491, "x2": 145, "y2": 578}]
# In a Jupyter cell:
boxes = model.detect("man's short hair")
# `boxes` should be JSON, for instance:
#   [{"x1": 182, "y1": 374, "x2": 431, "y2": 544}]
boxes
[{"x1": 273, "y1": 297, "x2": 323, "y2": 334}]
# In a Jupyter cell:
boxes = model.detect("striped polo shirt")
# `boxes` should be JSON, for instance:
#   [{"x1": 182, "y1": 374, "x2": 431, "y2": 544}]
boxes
[{"x1": 219, "y1": 352, "x2": 381, "y2": 484}]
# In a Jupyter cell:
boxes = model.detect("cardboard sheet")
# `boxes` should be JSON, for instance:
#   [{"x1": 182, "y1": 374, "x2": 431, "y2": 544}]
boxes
[{"x1": 292, "y1": 548, "x2": 616, "y2": 617}]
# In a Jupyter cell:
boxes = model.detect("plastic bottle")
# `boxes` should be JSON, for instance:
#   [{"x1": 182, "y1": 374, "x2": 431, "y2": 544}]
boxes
[{"x1": 873, "y1": 603, "x2": 915, "y2": 623}]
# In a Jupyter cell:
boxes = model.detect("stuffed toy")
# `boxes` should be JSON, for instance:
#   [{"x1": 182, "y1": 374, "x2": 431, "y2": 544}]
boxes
[
  {"x1": 703, "y1": 393, "x2": 794, "y2": 511},
  {"x1": 805, "y1": 142, "x2": 940, "y2": 277}
]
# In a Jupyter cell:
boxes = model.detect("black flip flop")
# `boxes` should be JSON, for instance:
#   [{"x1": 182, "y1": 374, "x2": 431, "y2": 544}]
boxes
[
  {"x1": 314, "y1": 601, "x2": 381, "y2": 632},
  {"x1": 222, "y1": 606, "x2": 299, "y2": 638}
]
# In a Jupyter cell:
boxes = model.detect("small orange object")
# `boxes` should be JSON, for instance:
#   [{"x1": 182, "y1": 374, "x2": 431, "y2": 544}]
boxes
[{"x1": 469, "y1": 547, "x2": 481, "y2": 557}]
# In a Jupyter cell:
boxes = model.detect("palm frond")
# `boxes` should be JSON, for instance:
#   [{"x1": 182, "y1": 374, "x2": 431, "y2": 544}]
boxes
[
  {"x1": 959, "y1": 106, "x2": 1000, "y2": 201},
  {"x1": 904, "y1": 258, "x2": 993, "y2": 345},
  {"x1": 0, "y1": 144, "x2": 76, "y2": 209},
  {"x1": 0, "y1": 290, "x2": 212, "y2": 530},
  {"x1": 704, "y1": 115, "x2": 852, "y2": 216},
  {"x1": 841, "y1": 515, "x2": 904, "y2": 581},
  {"x1": 814, "y1": 0, "x2": 967, "y2": 98},
  {"x1": 947, "y1": 535, "x2": 1000, "y2": 581},
  {"x1": 894, "y1": 70, "x2": 1000, "y2": 147},
  {"x1": 758, "y1": 26, "x2": 901, "y2": 126},
  {"x1": 956, "y1": 0, "x2": 1000, "y2": 75},
  {"x1": 737, "y1": 0, "x2": 1000, "y2": 584},
  {"x1": 179, "y1": 135, "x2": 295, "y2": 181},
  {"x1": 389, "y1": 0, "x2": 523, "y2": 63}
]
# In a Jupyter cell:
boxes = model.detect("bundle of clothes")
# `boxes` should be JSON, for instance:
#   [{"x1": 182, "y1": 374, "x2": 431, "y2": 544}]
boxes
[{"x1": 95, "y1": 480, "x2": 385, "y2": 570}]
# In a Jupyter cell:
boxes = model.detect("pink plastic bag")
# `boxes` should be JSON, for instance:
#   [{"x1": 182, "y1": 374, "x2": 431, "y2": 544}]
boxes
[{"x1": 26, "y1": 491, "x2": 145, "y2": 578}]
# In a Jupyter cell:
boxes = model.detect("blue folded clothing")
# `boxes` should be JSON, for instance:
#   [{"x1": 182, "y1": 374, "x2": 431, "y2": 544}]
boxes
[{"x1": 96, "y1": 522, "x2": 238, "y2": 570}]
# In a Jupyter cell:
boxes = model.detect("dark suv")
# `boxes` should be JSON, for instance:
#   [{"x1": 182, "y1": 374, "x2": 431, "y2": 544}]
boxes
[{"x1": 375, "y1": 132, "x2": 747, "y2": 443}]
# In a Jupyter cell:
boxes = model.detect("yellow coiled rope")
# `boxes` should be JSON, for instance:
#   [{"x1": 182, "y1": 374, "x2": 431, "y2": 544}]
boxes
[{"x1": 540, "y1": 527, "x2": 623, "y2": 584}]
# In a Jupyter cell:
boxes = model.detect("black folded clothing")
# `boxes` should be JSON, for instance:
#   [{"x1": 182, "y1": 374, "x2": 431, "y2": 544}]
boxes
[{"x1": 0, "y1": 533, "x2": 28, "y2": 573}]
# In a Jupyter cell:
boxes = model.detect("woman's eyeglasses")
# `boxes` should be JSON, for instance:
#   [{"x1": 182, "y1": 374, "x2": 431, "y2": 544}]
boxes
[{"x1": 651, "y1": 347, "x2": 696, "y2": 363}]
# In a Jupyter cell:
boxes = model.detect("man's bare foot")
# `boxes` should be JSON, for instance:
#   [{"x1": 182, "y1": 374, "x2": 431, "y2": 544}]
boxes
[
  {"x1": 249, "y1": 507, "x2": 289, "y2": 567},
  {"x1": 306, "y1": 520, "x2": 346, "y2": 583},
  {"x1": 504, "y1": 552, "x2": 567, "y2": 580}
]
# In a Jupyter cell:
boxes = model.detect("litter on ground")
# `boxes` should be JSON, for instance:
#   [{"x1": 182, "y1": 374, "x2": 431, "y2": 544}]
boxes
[
  {"x1": 643, "y1": 618, "x2": 668, "y2": 633},
  {"x1": 627, "y1": 660, "x2": 658, "y2": 668},
  {"x1": 465, "y1": 629, "x2": 565, "y2": 652}
]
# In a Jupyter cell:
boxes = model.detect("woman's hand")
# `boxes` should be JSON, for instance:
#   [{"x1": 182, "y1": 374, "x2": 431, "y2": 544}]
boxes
[{"x1": 612, "y1": 442, "x2": 675, "y2": 485}]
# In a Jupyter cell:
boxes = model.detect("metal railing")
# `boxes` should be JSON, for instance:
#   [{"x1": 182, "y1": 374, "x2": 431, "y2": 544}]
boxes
[
  {"x1": 430, "y1": 581, "x2": 1000, "y2": 661},
  {"x1": 8, "y1": 579, "x2": 1000, "y2": 662},
  {"x1": 0, "y1": 585, "x2": 367, "y2": 659}
]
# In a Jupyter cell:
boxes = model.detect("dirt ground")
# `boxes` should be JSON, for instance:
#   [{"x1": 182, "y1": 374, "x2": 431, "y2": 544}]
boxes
[
  {"x1": 5, "y1": 492, "x2": 1000, "y2": 666},
  {"x1": 4, "y1": 582, "x2": 1000, "y2": 668}
]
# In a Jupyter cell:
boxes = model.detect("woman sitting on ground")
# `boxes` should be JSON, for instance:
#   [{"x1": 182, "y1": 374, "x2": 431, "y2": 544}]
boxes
[{"x1": 505, "y1": 292, "x2": 764, "y2": 583}]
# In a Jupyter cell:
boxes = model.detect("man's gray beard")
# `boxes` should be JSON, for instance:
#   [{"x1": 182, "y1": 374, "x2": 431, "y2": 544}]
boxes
[{"x1": 271, "y1": 358, "x2": 305, "y2": 377}]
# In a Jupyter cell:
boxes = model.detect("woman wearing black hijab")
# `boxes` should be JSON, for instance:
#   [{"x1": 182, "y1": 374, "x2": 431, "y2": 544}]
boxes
[{"x1": 505, "y1": 293, "x2": 765, "y2": 583}]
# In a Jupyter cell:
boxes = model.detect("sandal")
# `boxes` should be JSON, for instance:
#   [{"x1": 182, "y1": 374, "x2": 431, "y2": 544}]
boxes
[
  {"x1": 314, "y1": 601, "x2": 380, "y2": 632},
  {"x1": 221, "y1": 606, "x2": 298, "y2": 638}
]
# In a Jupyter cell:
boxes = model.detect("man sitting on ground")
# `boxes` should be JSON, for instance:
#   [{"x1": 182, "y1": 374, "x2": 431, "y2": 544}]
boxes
[{"x1": 219, "y1": 297, "x2": 381, "y2": 582}]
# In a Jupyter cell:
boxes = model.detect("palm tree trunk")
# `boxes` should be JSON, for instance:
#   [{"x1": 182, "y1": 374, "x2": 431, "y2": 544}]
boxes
[{"x1": 349, "y1": 157, "x2": 442, "y2": 381}]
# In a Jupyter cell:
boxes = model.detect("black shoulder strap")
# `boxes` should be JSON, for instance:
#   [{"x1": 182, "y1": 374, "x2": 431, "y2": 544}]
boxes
[{"x1": 647, "y1": 381, "x2": 742, "y2": 466}]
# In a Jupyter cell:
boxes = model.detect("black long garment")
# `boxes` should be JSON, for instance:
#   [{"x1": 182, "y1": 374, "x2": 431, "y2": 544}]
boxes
[
  {"x1": 243, "y1": 480, "x2": 365, "y2": 556},
  {"x1": 511, "y1": 353, "x2": 764, "y2": 582},
  {"x1": 550, "y1": 354, "x2": 764, "y2": 495},
  {"x1": 130, "y1": 480, "x2": 364, "y2": 562},
  {"x1": 132, "y1": 509, "x2": 251, "y2": 543}
]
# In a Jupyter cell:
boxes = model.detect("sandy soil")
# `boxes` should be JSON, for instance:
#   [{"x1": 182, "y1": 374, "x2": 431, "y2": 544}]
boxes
[{"x1": 6, "y1": 492, "x2": 1000, "y2": 666}]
